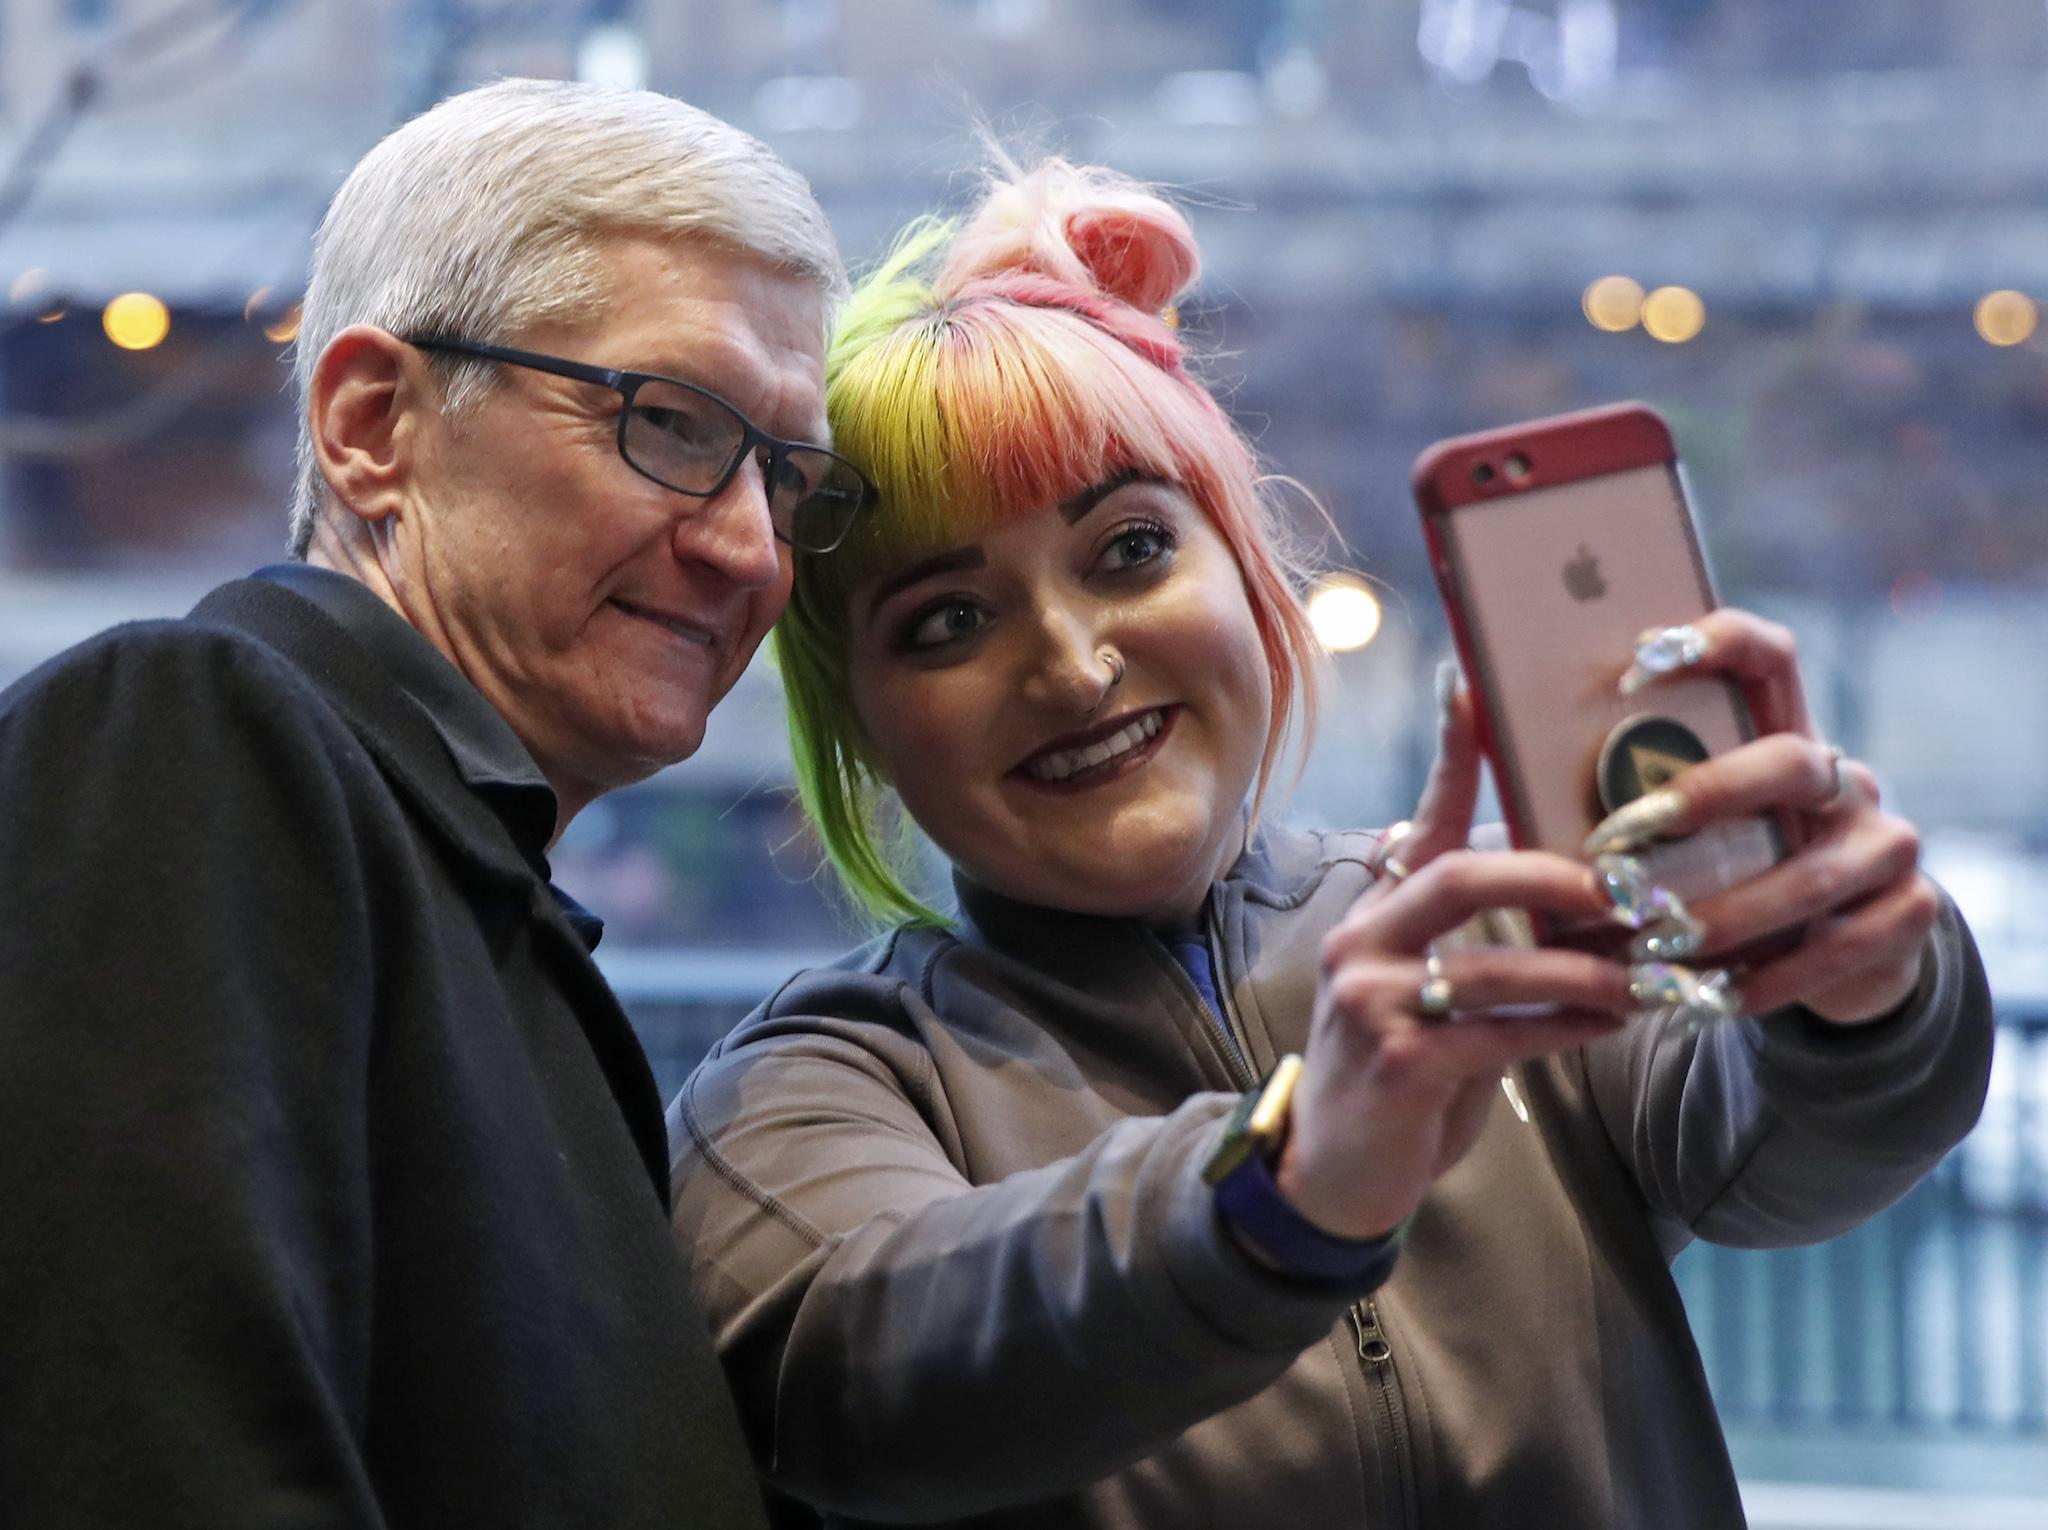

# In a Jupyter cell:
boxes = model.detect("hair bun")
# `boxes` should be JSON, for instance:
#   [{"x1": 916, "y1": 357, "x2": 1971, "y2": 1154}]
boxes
[
  {"x1": 936, "y1": 158, "x2": 1201, "y2": 315},
  {"x1": 1062, "y1": 200, "x2": 1197, "y2": 314}
]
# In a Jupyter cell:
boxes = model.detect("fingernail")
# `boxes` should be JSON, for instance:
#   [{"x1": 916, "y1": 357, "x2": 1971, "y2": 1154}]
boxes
[
  {"x1": 1630, "y1": 922, "x2": 1704, "y2": 961},
  {"x1": 1434, "y1": 657, "x2": 1460, "y2": 713},
  {"x1": 1683, "y1": 971, "x2": 1741, "y2": 1027},
  {"x1": 1583, "y1": 788, "x2": 1688, "y2": 857},
  {"x1": 1618, "y1": 624, "x2": 1709, "y2": 697},
  {"x1": 1593, "y1": 852, "x2": 1689, "y2": 930},
  {"x1": 1628, "y1": 962, "x2": 1739, "y2": 1024}
]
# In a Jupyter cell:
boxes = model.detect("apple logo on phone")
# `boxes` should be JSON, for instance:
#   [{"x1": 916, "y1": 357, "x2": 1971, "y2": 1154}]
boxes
[{"x1": 1563, "y1": 543, "x2": 1606, "y2": 602}]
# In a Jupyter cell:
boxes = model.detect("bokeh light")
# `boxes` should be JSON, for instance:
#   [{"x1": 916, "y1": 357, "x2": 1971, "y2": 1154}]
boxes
[
  {"x1": 102, "y1": 291, "x2": 170, "y2": 350},
  {"x1": 1641, "y1": 286, "x2": 1706, "y2": 343},
  {"x1": 263, "y1": 303, "x2": 302, "y2": 345},
  {"x1": 1582, "y1": 274, "x2": 1643, "y2": 332},
  {"x1": 1974, "y1": 290, "x2": 2037, "y2": 347},
  {"x1": 11, "y1": 267, "x2": 66, "y2": 323},
  {"x1": 1306, "y1": 578, "x2": 1382, "y2": 652}
]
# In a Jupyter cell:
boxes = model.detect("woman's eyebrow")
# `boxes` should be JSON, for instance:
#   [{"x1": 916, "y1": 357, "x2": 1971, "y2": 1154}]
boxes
[
  {"x1": 1059, "y1": 468, "x2": 1159, "y2": 523},
  {"x1": 863, "y1": 546, "x2": 987, "y2": 618}
]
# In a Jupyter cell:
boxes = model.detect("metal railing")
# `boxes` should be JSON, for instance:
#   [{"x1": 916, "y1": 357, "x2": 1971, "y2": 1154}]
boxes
[{"x1": 1675, "y1": 1013, "x2": 2048, "y2": 1437}]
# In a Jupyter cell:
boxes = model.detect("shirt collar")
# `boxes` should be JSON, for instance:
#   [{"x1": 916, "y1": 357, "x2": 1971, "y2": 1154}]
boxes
[{"x1": 250, "y1": 564, "x2": 598, "y2": 945}]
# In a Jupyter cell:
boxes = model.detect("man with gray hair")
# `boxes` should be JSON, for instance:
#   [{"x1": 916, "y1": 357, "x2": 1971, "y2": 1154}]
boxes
[{"x1": 0, "y1": 78, "x2": 866, "y2": 1527}]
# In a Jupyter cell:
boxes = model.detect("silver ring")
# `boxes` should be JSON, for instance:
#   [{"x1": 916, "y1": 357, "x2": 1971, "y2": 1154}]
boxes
[
  {"x1": 1416, "y1": 952, "x2": 1456, "y2": 1018},
  {"x1": 1821, "y1": 743, "x2": 1847, "y2": 807},
  {"x1": 1099, "y1": 648, "x2": 1125, "y2": 688}
]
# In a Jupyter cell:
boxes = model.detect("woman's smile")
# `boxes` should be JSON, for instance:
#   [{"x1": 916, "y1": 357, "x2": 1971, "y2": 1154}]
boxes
[{"x1": 1012, "y1": 705, "x2": 1177, "y2": 789}]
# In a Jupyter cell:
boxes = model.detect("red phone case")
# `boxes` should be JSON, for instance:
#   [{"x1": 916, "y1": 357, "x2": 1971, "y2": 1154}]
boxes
[{"x1": 1412, "y1": 402, "x2": 1801, "y2": 953}]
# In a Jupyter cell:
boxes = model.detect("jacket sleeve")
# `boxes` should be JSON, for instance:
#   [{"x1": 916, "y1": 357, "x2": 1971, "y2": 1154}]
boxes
[
  {"x1": 0, "y1": 630, "x2": 391, "y2": 1528},
  {"x1": 1579, "y1": 890, "x2": 1993, "y2": 1256},
  {"x1": 669, "y1": 971, "x2": 1364, "y2": 1523}
]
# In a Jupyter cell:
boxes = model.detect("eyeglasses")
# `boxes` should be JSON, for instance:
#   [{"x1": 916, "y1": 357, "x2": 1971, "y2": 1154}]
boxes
[{"x1": 408, "y1": 336, "x2": 873, "y2": 554}]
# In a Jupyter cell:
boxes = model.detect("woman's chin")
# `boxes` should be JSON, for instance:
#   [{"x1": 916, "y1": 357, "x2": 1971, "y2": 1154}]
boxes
[{"x1": 980, "y1": 826, "x2": 1239, "y2": 924}]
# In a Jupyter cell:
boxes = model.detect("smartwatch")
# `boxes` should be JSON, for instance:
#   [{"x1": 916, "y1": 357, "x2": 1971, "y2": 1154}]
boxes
[{"x1": 1203, "y1": 1054, "x2": 1403, "y2": 1287}]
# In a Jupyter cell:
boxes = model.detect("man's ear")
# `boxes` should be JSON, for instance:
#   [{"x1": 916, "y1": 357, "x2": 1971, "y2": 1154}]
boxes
[{"x1": 307, "y1": 325, "x2": 431, "y2": 527}]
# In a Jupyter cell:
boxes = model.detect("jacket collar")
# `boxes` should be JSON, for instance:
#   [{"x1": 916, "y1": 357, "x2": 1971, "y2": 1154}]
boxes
[
  {"x1": 193, "y1": 574, "x2": 544, "y2": 896},
  {"x1": 189, "y1": 574, "x2": 674, "y2": 1208},
  {"x1": 249, "y1": 563, "x2": 562, "y2": 870},
  {"x1": 942, "y1": 823, "x2": 1334, "y2": 1093}
]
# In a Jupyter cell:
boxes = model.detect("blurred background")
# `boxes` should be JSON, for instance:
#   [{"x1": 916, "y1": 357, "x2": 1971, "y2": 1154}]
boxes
[{"x1": 1, "y1": 0, "x2": 2043, "y2": 1520}]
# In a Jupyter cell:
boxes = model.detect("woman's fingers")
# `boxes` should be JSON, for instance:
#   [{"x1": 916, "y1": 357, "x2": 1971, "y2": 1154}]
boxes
[
  {"x1": 1691, "y1": 806, "x2": 1922, "y2": 959},
  {"x1": 1619, "y1": 608, "x2": 1814, "y2": 738},
  {"x1": 1318, "y1": 945, "x2": 1636, "y2": 1103},
  {"x1": 1323, "y1": 945, "x2": 1636, "y2": 1031},
  {"x1": 1584, "y1": 733, "x2": 1873, "y2": 857},
  {"x1": 1335, "y1": 994, "x2": 1627, "y2": 1104},
  {"x1": 1409, "y1": 1008, "x2": 1632, "y2": 1080},
  {"x1": 1721, "y1": 872, "x2": 1942, "y2": 1020},
  {"x1": 1333, "y1": 848, "x2": 1611, "y2": 959},
  {"x1": 1678, "y1": 733, "x2": 1875, "y2": 824},
  {"x1": 1400, "y1": 664, "x2": 1484, "y2": 867}
]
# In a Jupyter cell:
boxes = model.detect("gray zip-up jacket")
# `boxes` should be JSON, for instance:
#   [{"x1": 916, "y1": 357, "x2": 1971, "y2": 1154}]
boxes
[{"x1": 670, "y1": 826, "x2": 1991, "y2": 1528}]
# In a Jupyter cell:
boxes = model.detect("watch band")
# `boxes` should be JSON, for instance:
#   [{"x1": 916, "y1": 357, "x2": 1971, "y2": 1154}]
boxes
[
  {"x1": 1205, "y1": 1054, "x2": 1404, "y2": 1287},
  {"x1": 1213, "y1": 1141, "x2": 1404, "y2": 1286}
]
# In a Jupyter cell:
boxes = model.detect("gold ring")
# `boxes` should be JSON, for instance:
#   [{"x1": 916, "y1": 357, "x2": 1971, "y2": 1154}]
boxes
[{"x1": 1374, "y1": 820, "x2": 1416, "y2": 884}]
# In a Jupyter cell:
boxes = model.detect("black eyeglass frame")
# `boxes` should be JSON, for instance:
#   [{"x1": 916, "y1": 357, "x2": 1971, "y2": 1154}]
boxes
[{"x1": 407, "y1": 335, "x2": 873, "y2": 553}]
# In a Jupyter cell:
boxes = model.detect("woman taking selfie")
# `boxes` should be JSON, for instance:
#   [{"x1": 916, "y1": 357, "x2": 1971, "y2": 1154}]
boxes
[{"x1": 670, "y1": 160, "x2": 1991, "y2": 1528}]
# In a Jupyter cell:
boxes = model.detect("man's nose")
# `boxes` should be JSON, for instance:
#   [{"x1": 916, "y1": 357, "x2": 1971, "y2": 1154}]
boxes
[{"x1": 677, "y1": 451, "x2": 782, "y2": 589}]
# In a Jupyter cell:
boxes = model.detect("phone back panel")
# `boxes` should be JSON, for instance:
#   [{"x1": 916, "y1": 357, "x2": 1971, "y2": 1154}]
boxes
[
  {"x1": 1416, "y1": 405, "x2": 1784, "y2": 911},
  {"x1": 1444, "y1": 461, "x2": 1739, "y2": 851}
]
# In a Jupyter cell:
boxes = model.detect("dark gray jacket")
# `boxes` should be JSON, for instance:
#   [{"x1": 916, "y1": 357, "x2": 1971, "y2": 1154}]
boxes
[
  {"x1": 0, "y1": 574, "x2": 768, "y2": 1530},
  {"x1": 671, "y1": 826, "x2": 1991, "y2": 1528}
]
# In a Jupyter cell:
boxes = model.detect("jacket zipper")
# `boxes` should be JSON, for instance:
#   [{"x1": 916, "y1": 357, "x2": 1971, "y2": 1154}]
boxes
[
  {"x1": 1205, "y1": 899, "x2": 1413, "y2": 1520},
  {"x1": 1348, "y1": 1298, "x2": 1418, "y2": 1528},
  {"x1": 1200, "y1": 900, "x2": 1256, "y2": 1090},
  {"x1": 1348, "y1": 1299, "x2": 1392, "y2": 1365}
]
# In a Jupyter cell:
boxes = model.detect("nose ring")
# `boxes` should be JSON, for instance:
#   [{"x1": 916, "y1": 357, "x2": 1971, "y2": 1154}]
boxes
[{"x1": 1099, "y1": 648, "x2": 1125, "y2": 688}]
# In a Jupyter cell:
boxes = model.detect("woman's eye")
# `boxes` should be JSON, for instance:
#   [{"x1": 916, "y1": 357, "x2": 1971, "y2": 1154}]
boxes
[
  {"x1": 1099, "y1": 523, "x2": 1174, "y2": 572},
  {"x1": 906, "y1": 600, "x2": 986, "y2": 650}
]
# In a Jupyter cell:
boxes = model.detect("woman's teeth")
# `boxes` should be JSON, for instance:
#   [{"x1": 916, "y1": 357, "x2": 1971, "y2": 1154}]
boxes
[{"x1": 1027, "y1": 710, "x2": 1164, "y2": 782}]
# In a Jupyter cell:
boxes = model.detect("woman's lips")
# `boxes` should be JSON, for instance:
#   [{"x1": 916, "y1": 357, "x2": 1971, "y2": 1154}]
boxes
[{"x1": 1012, "y1": 706, "x2": 1176, "y2": 789}]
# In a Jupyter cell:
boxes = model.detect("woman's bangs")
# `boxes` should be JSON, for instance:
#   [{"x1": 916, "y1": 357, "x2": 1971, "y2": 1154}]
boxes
[{"x1": 823, "y1": 307, "x2": 1207, "y2": 598}]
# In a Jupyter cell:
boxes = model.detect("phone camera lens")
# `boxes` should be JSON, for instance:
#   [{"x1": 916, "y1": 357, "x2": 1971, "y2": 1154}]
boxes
[
  {"x1": 1505, "y1": 453, "x2": 1531, "y2": 481},
  {"x1": 1471, "y1": 461, "x2": 1496, "y2": 486}
]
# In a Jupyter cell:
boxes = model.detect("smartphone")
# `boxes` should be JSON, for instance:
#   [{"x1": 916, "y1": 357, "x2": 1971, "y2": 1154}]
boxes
[{"x1": 1411, "y1": 402, "x2": 1796, "y2": 942}]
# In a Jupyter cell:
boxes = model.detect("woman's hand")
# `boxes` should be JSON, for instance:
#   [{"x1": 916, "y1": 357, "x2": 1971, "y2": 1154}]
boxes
[
  {"x1": 1596, "y1": 609, "x2": 1939, "y2": 1025},
  {"x1": 1273, "y1": 679, "x2": 1637, "y2": 1241}
]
